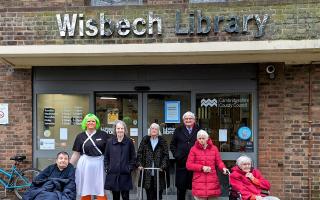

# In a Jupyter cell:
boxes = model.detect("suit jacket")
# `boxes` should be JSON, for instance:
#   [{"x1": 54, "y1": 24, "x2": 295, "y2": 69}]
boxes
[{"x1": 170, "y1": 124, "x2": 200, "y2": 189}]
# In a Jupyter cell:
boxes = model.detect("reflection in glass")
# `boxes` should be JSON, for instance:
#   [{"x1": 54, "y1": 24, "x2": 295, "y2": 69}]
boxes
[
  {"x1": 147, "y1": 93, "x2": 191, "y2": 157},
  {"x1": 95, "y1": 93, "x2": 139, "y2": 149},
  {"x1": 196, "y1": 93, "x2": 253, "y2": 153}
]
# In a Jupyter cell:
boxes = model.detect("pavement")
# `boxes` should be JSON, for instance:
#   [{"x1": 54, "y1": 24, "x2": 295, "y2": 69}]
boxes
[{"x1": 1, "y1": 190, "x2": 229, "y2": 200}]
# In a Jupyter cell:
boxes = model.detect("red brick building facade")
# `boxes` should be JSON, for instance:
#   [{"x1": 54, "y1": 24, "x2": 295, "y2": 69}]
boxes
[{"x1": 0, "y1": 1, "x2": 319, "y2": 199}]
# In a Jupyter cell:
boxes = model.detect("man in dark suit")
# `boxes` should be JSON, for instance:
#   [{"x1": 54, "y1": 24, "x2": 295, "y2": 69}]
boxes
[{"x1": 170, "y1": 111, "x2": 200, "y2": 200}]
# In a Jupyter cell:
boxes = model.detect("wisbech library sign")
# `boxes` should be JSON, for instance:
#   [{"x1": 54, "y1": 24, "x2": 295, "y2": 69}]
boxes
[{"x1": 56, "y1": 10, "x2": 269, "y2": 38}]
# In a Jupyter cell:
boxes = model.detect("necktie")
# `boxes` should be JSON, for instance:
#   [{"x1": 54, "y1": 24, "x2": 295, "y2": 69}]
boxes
[{"x1": 188, "y1": 128, "x2": 192, "y2": 134}]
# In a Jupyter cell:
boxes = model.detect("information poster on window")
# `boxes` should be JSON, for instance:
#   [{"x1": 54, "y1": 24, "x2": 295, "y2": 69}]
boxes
[
  {"x1": 0, "y1": 103, "x2": 9, "y2": 124},
  {"x1": 60, "y1": 128, "x2": 68, "y2": 140},
  {"x1": 164, "y1": 101, "x2": 180, "y2": 123},
  {"x1": 219, "y1": 129, "x2": 228, "y2": 142},
  {"x1": 130, "y1": 128, "x2": 138, "y2": 136},
  {"x1": 44, "y1": 107, "x2": 55, "y2": 126},
  {"x1": 39, "y1": 139, "x2": 55, "y2": 150}
]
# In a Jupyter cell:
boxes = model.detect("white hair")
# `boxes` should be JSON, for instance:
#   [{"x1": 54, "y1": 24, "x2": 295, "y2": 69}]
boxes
[
  {"x1": 183, "y1": 111, "x2": 195, "y2": 120},
  {"x1": 236, "y1": 155, "x2": 252, "y2": 167},
  {"x1": 148, "y1": 123, "x2": 161, "y2": 136},
  {"x1": 197, "y1": 129, "x2": 209, "y2": 139}
]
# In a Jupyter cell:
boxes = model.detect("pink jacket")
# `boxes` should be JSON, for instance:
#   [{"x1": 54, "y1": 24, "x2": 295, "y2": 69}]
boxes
[
  {"x1": 230, "y1": 166, "x2": 271, "y2": 200},
  {"x1": 186, "y1": 139, "x2": 226, "y2": 198}
]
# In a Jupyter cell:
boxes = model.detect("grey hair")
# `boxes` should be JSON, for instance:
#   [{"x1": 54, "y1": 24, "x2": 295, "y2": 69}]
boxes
[
  {"x1": 113, "y1": 120, "x2": 128, "y2": 136},
  {"x1": 148, "y1": 123, "x2": 162, "y2": 136},
  {"x1": 183, "y1": 111, "x2": 195, "y2": 120},
  {"x1": 236, "y1": 155, "x2": 252, "y2": 167},
  {"x1": 197, "y1": 129, "x2": 209, "y2": 139}
]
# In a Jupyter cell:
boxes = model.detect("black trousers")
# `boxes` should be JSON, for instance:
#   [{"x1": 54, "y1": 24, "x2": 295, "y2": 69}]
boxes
[
  {"x1": 112, "y1": 190, "x2": 129, "y2": 200},
  {"x1": 177, "y1": 188, "x2": 186, "y2": 200},
  {"x1": 145, "y1": 176, "x2": 163, "y2": 200}
]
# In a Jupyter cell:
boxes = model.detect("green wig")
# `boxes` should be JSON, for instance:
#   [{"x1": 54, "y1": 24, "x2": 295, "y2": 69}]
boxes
[{"x1": 81, "y1": 113, "x2": 101, "y2": 131}]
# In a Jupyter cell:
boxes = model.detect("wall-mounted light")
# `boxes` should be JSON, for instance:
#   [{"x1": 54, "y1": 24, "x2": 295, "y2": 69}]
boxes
[
  {"x1": 100, "y1": 97, "x2": 117, "y2": 100},
  {"x1": 266, "y1": 65, "x2": 275, "y2": 80}
]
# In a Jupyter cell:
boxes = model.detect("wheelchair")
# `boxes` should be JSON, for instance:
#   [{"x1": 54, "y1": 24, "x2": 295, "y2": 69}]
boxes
[
  {"x1": 228, "y1": 186, "x2": 270, "y2": 200},
  {"x1": 227, "y1": 171, "x2": 269, "y2": 200},
  {"x1": 229, "y1": 187, "x2": 242, "y2": 200}
]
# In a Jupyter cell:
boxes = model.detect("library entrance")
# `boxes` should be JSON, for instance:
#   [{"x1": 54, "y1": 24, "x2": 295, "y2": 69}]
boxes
[
  {"x1": 95, "y1": 91, "x2": 254, "y2": 198},
  {"x1": 33, "y1": 64, "x2": 258, "y2": 198}
]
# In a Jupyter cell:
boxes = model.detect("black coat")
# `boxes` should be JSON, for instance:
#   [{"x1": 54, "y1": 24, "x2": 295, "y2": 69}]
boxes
[
  {"x1": 137, "y1": 135, "x2": 170, "y2": 190},
  {"x1": 104, "y1": 136, "x2": 136, "y2": 191},
  {"x1": 170, "y1": 125, "x2": 200, "y2": 190},
  {"x1": 22, "y1": 163, "x2": 76, "y2": 200}
]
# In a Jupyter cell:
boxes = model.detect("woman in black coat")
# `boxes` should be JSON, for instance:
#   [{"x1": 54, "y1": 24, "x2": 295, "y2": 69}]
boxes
[
  {"x1": 137, "y1": 123, "x2": 169, "y2": 200},
  {"x1": 104, "y1": 120, "x2": 136, "y2": 200}
]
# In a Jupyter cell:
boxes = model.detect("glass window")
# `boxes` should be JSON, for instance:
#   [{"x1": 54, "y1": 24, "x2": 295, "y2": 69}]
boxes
[
  {"x1": 36, "y1": 94, "x2": 89, "y2": 169},
  {"x1": 196, "y1": 93, "x2": 253, "y2": 152},
  {"x1": 95, "y1": 93, "x2": 139, "y2": 149},
  {"x1": 37, "y1": 94, "x2": 89, "y2": 151},
  {"x1": 91, "y1": 0, "x2": 141, "y2": 6}
]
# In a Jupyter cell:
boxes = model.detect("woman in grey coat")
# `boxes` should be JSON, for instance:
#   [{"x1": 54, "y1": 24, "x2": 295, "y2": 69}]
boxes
[{"x1": 137, "y1": 123, "x2": 170, "y2": 200}]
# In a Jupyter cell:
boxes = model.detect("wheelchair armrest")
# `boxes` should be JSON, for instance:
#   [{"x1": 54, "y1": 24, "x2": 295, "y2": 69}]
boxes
[{"x1": 261, "y1": 189, "x2": 270, "y2": 195}]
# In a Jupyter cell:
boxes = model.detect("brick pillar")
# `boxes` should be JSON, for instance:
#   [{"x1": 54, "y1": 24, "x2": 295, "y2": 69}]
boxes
[
  {"x1": 259, "y1": 64, "x2": 320, "y2": 200},
  {"x1": 310, "y1": 65, "x2": 320, "y2": 200},
  {"x1": 258, "y1": 63, "x2": 285, "y2": 199},
  {"x1": 0, "y1": 64, "x2": 32, "y2": 170}
]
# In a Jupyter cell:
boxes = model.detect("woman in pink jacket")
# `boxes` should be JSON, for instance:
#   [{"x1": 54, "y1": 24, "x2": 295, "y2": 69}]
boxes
[
  {"x1": 186, "y1": 130, "x2": 229, "y2": 200},
  {"x1": 229, "y1": 155, "x2": 280, "y2": 200}
]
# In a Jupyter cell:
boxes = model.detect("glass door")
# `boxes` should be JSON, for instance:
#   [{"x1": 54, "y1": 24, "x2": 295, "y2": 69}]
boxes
[
  {"x1": 143, "y1": 92, "x2": 191, "y2": 155},
  {"x1": 143, "y1": 92, "x2": 191, "y2": 197},
  {"x1": 95, "y1": 92, "x2": 191, "y2": 198},
  {"x1": 95, "y1": 93, "x2": 141, "y2": 150},
  {"x1": 95, "y1": 92, "x2": 191, "y2": 150}
]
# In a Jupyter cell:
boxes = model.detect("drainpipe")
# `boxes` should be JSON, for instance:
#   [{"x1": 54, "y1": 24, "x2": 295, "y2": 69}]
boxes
[{"x1": 307, "y1": 65, "x2": 313, "y2": 200}]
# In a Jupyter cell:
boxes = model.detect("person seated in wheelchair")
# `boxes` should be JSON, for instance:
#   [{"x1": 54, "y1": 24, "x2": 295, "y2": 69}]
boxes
[
  {"x1": 22, "y1": 151, "x2": 76, "y2": 200},
  {"x1": 229, "y1": 155, "x2": 280, "y2": 200}
]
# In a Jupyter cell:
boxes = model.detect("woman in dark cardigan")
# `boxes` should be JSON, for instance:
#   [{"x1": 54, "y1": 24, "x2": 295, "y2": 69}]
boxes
[{"x1": 137, "y1": 123, "x2": 170, "y2": 200}]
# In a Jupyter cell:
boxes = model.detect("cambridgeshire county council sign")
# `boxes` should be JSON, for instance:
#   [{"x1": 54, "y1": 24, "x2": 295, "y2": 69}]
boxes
[{"x1": 56, "y1": 10, "x2": 269, "y2": 38}]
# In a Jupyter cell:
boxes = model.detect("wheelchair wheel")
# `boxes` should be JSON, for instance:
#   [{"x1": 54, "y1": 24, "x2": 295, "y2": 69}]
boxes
[{"x1": 14, "y1": 168, "x2": 41, "y2": 199}]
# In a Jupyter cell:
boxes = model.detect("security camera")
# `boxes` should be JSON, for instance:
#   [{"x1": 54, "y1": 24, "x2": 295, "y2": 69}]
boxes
[
  {"x1": 266, "y1": 65, "x2": 275, "y2": 74},
  {"x1": 266, "y1": 65, "x2": 275, "y2": 79}
]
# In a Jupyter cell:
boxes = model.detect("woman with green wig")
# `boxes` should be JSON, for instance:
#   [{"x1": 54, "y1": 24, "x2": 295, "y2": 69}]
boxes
[{"x1": 70, "y1": 113, "x2": 110, "y2": 200}]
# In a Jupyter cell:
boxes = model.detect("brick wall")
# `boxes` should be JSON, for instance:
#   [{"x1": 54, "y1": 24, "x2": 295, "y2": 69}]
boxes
[
  {"x1": 0, "y1": 64, "x2": 32, "y2": 170},
  {"x1": 258, "y1": 64, "x2": 320, "y2": 200},
  {"x1": 258, "y1": 63, "x2": 285, "y2": 199},
  {"x1": 1, "y1": 0, "x2": 318, "y2": 8},
  {"x1": 0, "y1": 1, "x2": 319, "y2": 199},
  {"x1": 0, "y1": 0, "x2": 85, "y2": 8},
  {"x1": 0, "y1": 2, "x2": 320, "y2": 45}
]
